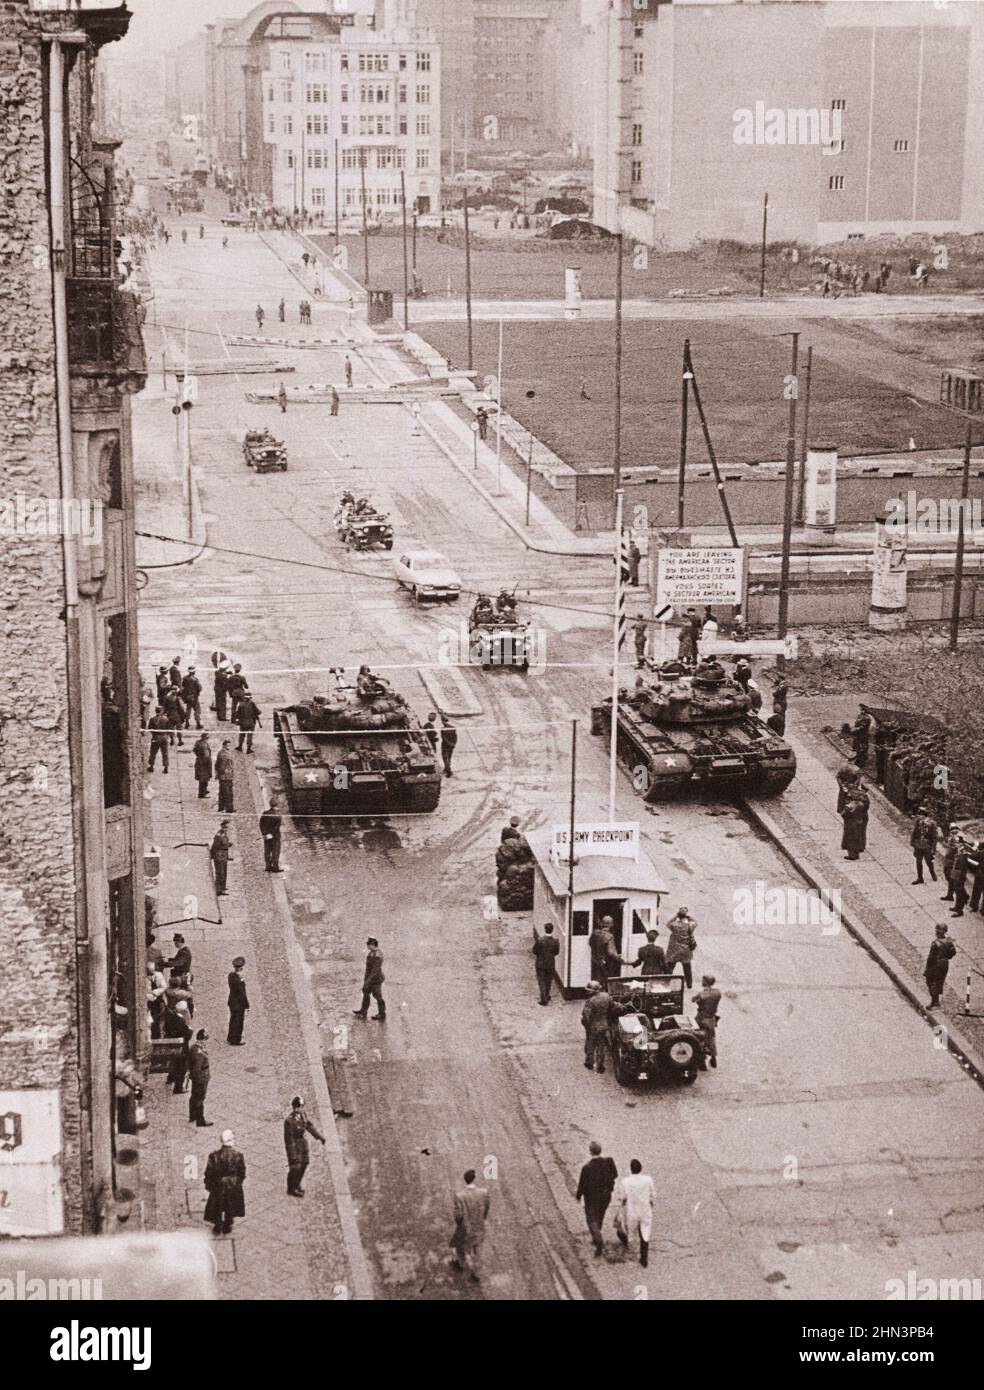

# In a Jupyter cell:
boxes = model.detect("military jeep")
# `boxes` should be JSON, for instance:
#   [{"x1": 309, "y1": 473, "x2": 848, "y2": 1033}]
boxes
[{"x1": 607, "y1": 975, "x2": 704, "y2": 1086}]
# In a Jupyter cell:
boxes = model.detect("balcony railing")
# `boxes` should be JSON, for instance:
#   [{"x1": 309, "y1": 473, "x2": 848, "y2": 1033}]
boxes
[
  {"x1": 67, "y1": 278, "x2": 114, "y2": 363},
  {"x1": 73, "y1": 217, "x2": 114, "y2": 278}
]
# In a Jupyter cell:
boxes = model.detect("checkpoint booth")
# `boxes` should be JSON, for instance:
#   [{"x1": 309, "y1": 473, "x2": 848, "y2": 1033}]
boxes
[{"x1": 528, "y1": 823, "x2": 668, "y2": 997}]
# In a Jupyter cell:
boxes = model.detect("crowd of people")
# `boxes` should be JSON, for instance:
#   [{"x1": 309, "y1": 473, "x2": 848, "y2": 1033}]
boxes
[{"x1": 808, "y1": 253, "x2": 932, "y2": 298}]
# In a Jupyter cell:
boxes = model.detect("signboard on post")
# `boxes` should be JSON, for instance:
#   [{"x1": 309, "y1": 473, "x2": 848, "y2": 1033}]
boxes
[
  {"x1": 656, "y1": 547, "x2": 746, "y2": 609},
  {"x1": 551, "y1": 822, "x2": 639, "y2": 863}
]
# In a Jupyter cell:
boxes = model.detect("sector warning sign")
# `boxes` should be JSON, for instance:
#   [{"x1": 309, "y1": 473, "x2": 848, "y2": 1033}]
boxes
[{"x1": 656, "y1": 548, "x2": 746, "y2": 608}]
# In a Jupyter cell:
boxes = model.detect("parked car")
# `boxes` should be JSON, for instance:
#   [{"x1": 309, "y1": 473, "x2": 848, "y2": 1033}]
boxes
[
  {"x1": 607, "y1": 975, "x2": 705, "y2": 1086},
  {"x1": 392, "y1": 548, "x2": 461, "y2": 603}
]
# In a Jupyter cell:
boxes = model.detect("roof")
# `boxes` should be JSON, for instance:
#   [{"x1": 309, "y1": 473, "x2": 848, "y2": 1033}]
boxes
[{"x1": 528, "y1": 831, "x2": 668, "y2": 899}]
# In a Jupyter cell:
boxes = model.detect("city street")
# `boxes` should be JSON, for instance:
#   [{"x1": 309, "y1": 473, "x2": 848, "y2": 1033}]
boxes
[{"x1": 133, "y1": 215, "x2": 984, "y2": 1301}]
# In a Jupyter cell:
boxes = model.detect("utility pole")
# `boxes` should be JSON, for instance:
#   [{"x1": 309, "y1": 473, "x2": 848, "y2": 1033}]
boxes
[
  {"x1": 463, "y1": 185, "x2": 474, "y2": 373},
  {"x1": 678, "y1": 337, "x2": 690, "y2": 529},
  {"x1": 400, "y1": 169, "x2": 409, "y2": 332},
  {"x1": 360, "y1": 147, "x2": 370, "y2": 288},
  {"x1": 948, "y1": 423, "x2": 973, "y2": 653},
  {"x1": 524, "y1": 389, "x2": 536, "y2": 527},
  {"x1": 334, "y1": 137, "x2": 340, "y2": 243},
  {"x1": 412, "y1": 207, "x2": 418, "y2": 272},
  {"x1": 776, "y1": 331, "x2": 800, "y2": 660},
  {"x1": 495, "y1": 316, "x2": 504, "y2": 496},
  {"x1": 796, "y1": 344, "x2": 813, "y2": 524},
  {"x1": 759, "y1": 191, "x2": 768, "y2": 299},
  {"x1": 613, "y1": 231, "x2": 624, "y2": 522}
]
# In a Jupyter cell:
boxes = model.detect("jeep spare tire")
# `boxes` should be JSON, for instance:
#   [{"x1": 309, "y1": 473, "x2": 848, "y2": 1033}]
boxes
[{"x1": 660, "y1": 1034, "x2": 698, "y2": 1073}]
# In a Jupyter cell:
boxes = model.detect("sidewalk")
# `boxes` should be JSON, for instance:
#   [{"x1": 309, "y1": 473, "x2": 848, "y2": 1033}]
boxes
[
  {"x1": 748, "y1": 693, "x2": 984, "y2": 1080},
  {"x1": 140, "y1": 731, "x2": 370, "y2": 1299}
]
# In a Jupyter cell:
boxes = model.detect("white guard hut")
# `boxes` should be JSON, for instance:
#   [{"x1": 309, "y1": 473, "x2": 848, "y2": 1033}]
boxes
[{"x1": 528, "y1": 826, "x2": 668, "y2": 996}]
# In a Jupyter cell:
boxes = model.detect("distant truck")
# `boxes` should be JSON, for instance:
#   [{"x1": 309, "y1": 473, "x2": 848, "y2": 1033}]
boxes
[{"x1": 242, "y1": 429, "x2": 287, "y2": 473}]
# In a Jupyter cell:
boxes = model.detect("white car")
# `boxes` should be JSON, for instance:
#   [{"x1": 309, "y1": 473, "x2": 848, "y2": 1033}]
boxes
[{"x1": 392, "y1": 548, "x2": 462, "y2": 603}]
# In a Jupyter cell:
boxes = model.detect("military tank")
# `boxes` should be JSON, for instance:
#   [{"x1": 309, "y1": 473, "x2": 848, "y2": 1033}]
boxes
[
  {"x1": 274, "y1": 668, "x2": 442, "y2": 816},
  {"x1": 590, "y1": 656, "x2": 796, "y2": 800}
]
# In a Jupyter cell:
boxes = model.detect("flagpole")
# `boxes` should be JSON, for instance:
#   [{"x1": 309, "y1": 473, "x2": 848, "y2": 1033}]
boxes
[{"x1": 609, "y1": 487, "x2": 625, "y2": 822}]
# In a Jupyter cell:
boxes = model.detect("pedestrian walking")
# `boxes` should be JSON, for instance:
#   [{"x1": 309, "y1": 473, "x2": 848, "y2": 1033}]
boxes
[
  {"x1": 211, "y1": 821, "x2": 232, "y2": 897},
  {"x1": 235, "y1": 691, "x2": 261, "y2": 753},
  {"x1": 450, "y1": 1170, "x2": 490, "y2": 1283},
  {"x1": 440, "y1": 718, "x2": 457, "y2": 777},
  {"x1": 836, "y1": 761, "x2": 861, "y2": 814},
  {"x1": 193, "y1": 732, "x2": 213, "y2": 799},
  {"x1": 910, "y1": 808, "x2": 939, "y2": 884},
  {"x1": 203, "y1": 1130, "x2": 246, "y2": 1236},
  {"x1": 165, "y1": 1000, "x2": 192, "y2": 1092},
  {"x1": 352, "y1": 936, "x2": 386, "y2": 1019},
  {"x1": 182, "y1": 667, "x2": 203, "y2": 725},
  {"x1": 214, "y1": 659, "x2": 231, "y2": 722},
  {"x1": 344, "y1": 354, "x2": 353, "y2": 388},
  {"x1": 476, "y1": 406, "x2": 489, "y2": 441},
  {"x1": 924, "y1": 923, "x2": 956, "y2": 1009},
  {"x1": 693, "y1": 974, "x2": 721, "y2": 1069},
  {"x1": 614, "y1": 1160, "x2": 654, "y2": 1267},
  {"x1": 581, "y1": 981, "x2": 611, "y2": 1072},
  {"x1": 588, "y1": 916, "x2": 623, "y2": 985},
  {"x1": 216, "y1": 739, "x2": 235, "y2": 813},
  {"x1": 631, "y1": 929, "x2": 667, "y2": 976},
  {"x1": 147, "y1": 707, "x2": 170, "y2": 772},
  {"x1": 255, "y1": 304, "x2": 265, "y2": 331},
  {"x1": 199, "y1": 223, "x2": 204, "y2": 240},
  {"x1": 532, "y1": 922, "x2": 560, "y2": 1004},
  {"x1": 226, "y1": 663, "x2": 247, "y2": 723},
  {"x1": 277, "y1": 381, "x2": 288, "y2": 413},
  {"x1": 181, "y1": 228, "x2": 188, "y2": 244},
  {"x1": 227, "y1": 957, "x2": 249, "y2": 1045},
  {"x1": 633, "y1": 614, "x2": 647, "y2": 669},
  {"x1": 330, "y1": 386, "x2": 340, "y2": 416},
  {"x1": 278, "y1": 297, "x2": 285, "y2": 323},
  {"x1": 627, "y1": 540, "x2": 641, "y2": 587},
  {"x1": 188, "y1": 1030, "x2": 213, "y2": 1127},
  {"x1": 260, "y1": 799, "x2": 283, "y2": 872},
  {"x1": 841, "y1": 787, "x2": 869, "y2": 861},
  {"x1": 665, "y1": 907, "x2": 697, "y2": 989},
  {"x1": 575, "y1": 1140, "x2": 618, "y2": 1256},
  {"x1": 284, "y1": 1096, "x2": 325, "y2": 1197}
]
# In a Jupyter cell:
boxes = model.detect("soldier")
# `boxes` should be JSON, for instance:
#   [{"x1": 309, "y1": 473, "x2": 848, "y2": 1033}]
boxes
[
  {"x1": 226, "y1": 663, "x2": 247, "y2": 723},
  {"x1": 924, "y1": 923, "x2": 956, "y2": 1009},
  {"x1": 284, "y1": 1096, "x2": 325, "y2": 1197},
  {"x1": 969, "y1": 843, "x2": 984, "y2": 917},
  {"x1": 188, "y1": 1029, "x2": 212, "y2": 1127},
  {"x1": 155, "y1": 664, "x2": 170, "y2": 702},
  {"x1": 588, "y1": 916, "x2": 623, "y2": 985},
  {"x1": 227, "y1": 957, "x2": 249, "y2": 1045},
  {"x1": 665, "y1": 908, "x2": 697, "y2": 990},
  {"x1": 215, "y1": 739, "x2": 235, "y2": 813},
  {"x1": 161, "y1": 684, "x2": 186, "y2": 746},
  {"x1": 693, "y1": 974, "x2": 721, "y2": 1070},
  {"x1": 255, "y1": 304, "x2": 265, "y2": 331},
  {"x1": 633, "y1": 615, "x2": 647, "y2": 669},
  {"x1": 850, "y1": 710, "x2": 872, "y2": 767},
  {"x1": 772, "y1": 676, "x2": 788, "y2": 716},
  {"x1": 353, "y1": 937, "x2": 386, "y2": 1019},
  {"x1": 423, "y1": 712, "x2": 439, "y2": 754},
  {"x1": 631, "y1": 929, "x2": 667, "y2": 976},
  {"x1": 277, "y1": 380, "x2": 288, "y2": 414},
  {"x1": 500, "y1": 815, "x2": 522, "y2": 844},
  {"x1": 210, "y1": 821, "x2": 233, "y2": 897},
  {"x1": 168, "y1": 655, "x2": 182, "y2": 689},
  {"x1": 214, "y1": 660, "x2": 231, "y2": 722},
  {"x1": 947, "y1": 838, "x2": 970, "y2": 917},
  {"x1": 330, "y1": 386, "x2": 340, "y2": 417},
  {"x1": 440, "y1": 718, "x2": 457, "y2": 777},
  {"x1": 344, "y1": 354, "x2": 353, "y2": 387},
  {"x1": 277, "y1": 297, "x2": 285, "y2": 323},
  {"x1": 581, "y1": 980, "x2": 611, "y2": 1073},
  {"x1": 259, "y1": 799, "x2": 283, "y2": 872},
  {"x1": 532, "y1": 923, "x2": 560, "y2": 1005},
  {"x1": 181, "y1": 665, "x2": 203, "y2": 725},
  {"x1": 841, "y1": 786, "x2": 869, "y2": 861},
  {"x1": 193, "y1": 731, "x2": 212, "y2": 799},
  {"x1": 910, "y1": 807, "x2": 939, "y2": 885},
  {"x1": 203, "y1": 1130, "x2": 246, "y2": 1237},
  {"x1": 147, "y1": 707, "x2": 171, "y2": 773},
  {"x1": 733, "y1": 657, "x2": 752, "y2": 691},
  {"x1": 627, "y1": 540, "x2": 641, "y2": 587},
  {"x1": 235, "y1": 691, "x2": 261, "y2": 753},
  {"x1": 940, "y1": 830, "x2": 960, "y2": 904},
  {"x1": 476, "y1": 406, "x2": 489, "y2": 441}
]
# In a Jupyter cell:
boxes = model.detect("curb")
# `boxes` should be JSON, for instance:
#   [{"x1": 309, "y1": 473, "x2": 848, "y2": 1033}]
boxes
[
  {"x1": 418, "y1": 664, "x2": 483, "y2": 717},
  {"x1": 244, "y1": 765, "x2": 376, "y2": 1301},
  {"x1": 740, "y1": 794, "x2": 984, "y2": 1091}
]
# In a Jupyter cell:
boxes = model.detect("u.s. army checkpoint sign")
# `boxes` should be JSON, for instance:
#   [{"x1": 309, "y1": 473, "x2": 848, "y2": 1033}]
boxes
[{"x1": 552, "y1": 822, "x2": 639, "y2": 863}]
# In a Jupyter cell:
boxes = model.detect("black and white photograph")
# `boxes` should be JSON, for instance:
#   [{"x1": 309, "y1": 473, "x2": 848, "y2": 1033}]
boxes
[{"x1": 1, "y1": 0, "x2": 983, "y2": 1356}]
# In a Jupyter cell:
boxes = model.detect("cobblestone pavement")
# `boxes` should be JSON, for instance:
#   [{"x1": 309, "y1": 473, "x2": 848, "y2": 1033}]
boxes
[{"x1": 141, "y1": 733, "x2": 366, "y2": 1300}]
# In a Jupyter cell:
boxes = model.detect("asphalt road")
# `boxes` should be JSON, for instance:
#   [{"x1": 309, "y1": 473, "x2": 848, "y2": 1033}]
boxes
[{"x1": 134, "y1": 210, "x2": 984, "y2": 1301}]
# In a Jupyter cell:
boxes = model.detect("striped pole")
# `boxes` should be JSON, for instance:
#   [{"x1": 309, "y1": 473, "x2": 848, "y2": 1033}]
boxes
[
  {"x1": 609, "y1": 488, "x2": 626, "y2": 822},
  {"x1": 966, "y1": 971, "x2": 972, "y2": 1016}
]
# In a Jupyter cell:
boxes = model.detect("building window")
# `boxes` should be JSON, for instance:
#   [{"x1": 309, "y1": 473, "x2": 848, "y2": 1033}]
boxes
[
  {"x1": 340, "y1": 53, "x2": 349, "y2": 71},
  {"x1": 268, "y1": 114, "x2": 276, "y2": 134},
  {"x1": 894, "y1": 138, "x2": 910, "y2": 153},
  {"x1": 342, "y1": 148, "x2": 360, "y2": 170},
  {"x1": 399, "y1": 84, "x2": 407, "y2": 103},
  {"x1": 634, "y1": 23, "x2": 644, "y2": 38},
  {"x1": 306, "y1": 148, "x2": 325, "y2": 170},
  {"x1": 829, "y1": 174, "x2": 844, "y2": 190},
  {"x1": 416, "y1": 113, "x2": 430, "y2": 136},
  {"x1": 831, "y1": 97, "x2": 846, "y2": 110},
  {"x1": 312, "y1": 186, "x2": 326, "y2": 207},
  {"x1": 285, "y1": 150, "x2": 294, "y2": 168},
  {"x1": 280, "y1": 52, "x2": 292, "y2": 72},
  {"x1": 633, "y1": 51, "x2": 644, "y2": 75},
  {"x1": 416, "y1": 51, "x2": 431, "y2": 72},
  {"x1": 416, "y1": 146, "x2": 429, "y2": 170},
  {"x1": 399, "y1": 114, "x2": 407, "y2": 135},
  {"x1": 268, "y1": 84, "x2": 274, "y2": 102},
  {"x1": 341, "y1": 85, "x2": 348, "y2": 103},
  {"x1": 631, "y1": 123, "x2": 642, "y2": 146},
  {"x1": 283, "y1": 115, "x2": 293, "y2": 135},
  {"x1": 416, "y1": 84, "x2": 430, "y2": 104},
  {"x1": 340, "y1": 116, "x2": 349, "y2": 135},
  {"x1": 631, "y1": 158, "x2": 642, "y2": 183},
  {"x1": 399, "y1": 53, "x2": 407, "y2": 70},
  {"x1": 280, "y1": 81, "x2": 293, "y2": 103},
  {"x1": 306, "y1": 113, "x2": 326, "y2": 135}
]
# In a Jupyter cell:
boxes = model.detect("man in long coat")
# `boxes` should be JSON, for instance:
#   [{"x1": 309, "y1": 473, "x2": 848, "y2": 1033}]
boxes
[
  {"x1": 193, "y1": 732, "x2": 213, "y2": 799},
  {"x1": 841, "y1": 788, "x2": 869, "y2": 860},
  {"x1": 227, "y1": 956, "x2": 249, "y2": 1045},
  {"x1": 284, "y1": 1096, "x2": 325, "y2": 1196},
  {"x1": 614, "y1": 1159, "x2": 654, "y2": 1267},
  {"x1": 665, "y1": 908, "x2": 697, "y2": 989},
  {"x1": 204, "y1": 1131, "x2": 246, "y2": 1235},
  {"x1": 450, "y1": 1169, "x2": 491, "y2": 1282},
  {"x1": 924, "y1": 923, "x2": 956, "y2": 1009},
  {"x1": 188, "y1": 1030, "x2": 212, "y2": 1127},
  {"x1": 836, "y1": 761, "x2": 860, "y2": 814},
  {"x1": 575, "y1": 1140, "x2": 617, "y2": 1256}
]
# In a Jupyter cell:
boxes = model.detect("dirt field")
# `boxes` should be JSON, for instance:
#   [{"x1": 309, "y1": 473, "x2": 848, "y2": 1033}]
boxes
[
  {"x1": 824, "y1": 315, "x2": 984, "y2": 375},
  {"x1": 415, "y1": 318, "x2": 966, "y2": 474}
]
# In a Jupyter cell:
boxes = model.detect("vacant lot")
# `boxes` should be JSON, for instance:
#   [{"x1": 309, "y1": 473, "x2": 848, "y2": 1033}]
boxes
[
  {"x1": 416, "y1": 318, "x2": 966, "y2": 476},
  {"x1": 828, "y1": 315, "x2": 984, "y2": 375}
]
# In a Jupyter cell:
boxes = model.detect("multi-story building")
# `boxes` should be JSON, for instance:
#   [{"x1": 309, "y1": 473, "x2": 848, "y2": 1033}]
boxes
[
  {"x1": 0, "y1": 0, "x2": 147, "y2": 1235},
  {"x1": 595, "y1": 0, "x2": 984, "y2": 250},
  {"x1": 471, "y1": 0, "x2": 570, "y2": 150}
]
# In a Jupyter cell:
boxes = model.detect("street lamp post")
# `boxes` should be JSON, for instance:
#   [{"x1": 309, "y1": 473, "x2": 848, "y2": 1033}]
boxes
[
  {"x1": 524, "y1": 388, "x2": 536, "y2": 528},
  {"x1": 471, "y1": 419, "x2": 479, "y2": 470}
]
